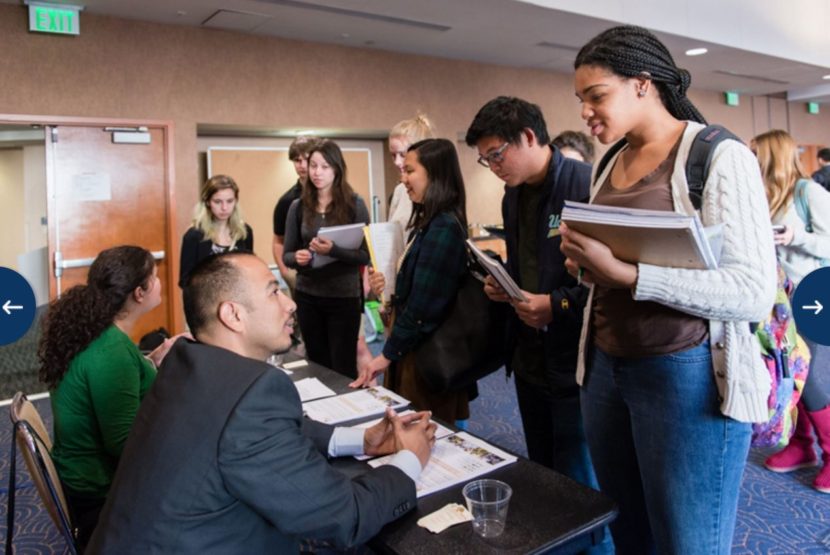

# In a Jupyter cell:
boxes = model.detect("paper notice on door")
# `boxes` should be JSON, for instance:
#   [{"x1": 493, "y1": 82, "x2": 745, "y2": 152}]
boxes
[
  {"x1": 368, "y1": 432, "x2": 517, "y2": 498},
  {"x1": 71, "y1": 173, "x2": 111, "y2": 201}
]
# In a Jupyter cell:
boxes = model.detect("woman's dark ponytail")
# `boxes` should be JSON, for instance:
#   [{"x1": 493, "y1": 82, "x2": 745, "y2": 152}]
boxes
[
  {"x1": 38, "y1": 246, "x2": 155, "y2": 388},
  {"x1": 575, "y1": 25, "x2": 706, "y2": 124}
]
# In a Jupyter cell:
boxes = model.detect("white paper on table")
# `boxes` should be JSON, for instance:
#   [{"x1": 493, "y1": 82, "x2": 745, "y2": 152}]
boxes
[
  {"x1": 293, "y1": 377, "x2": 337, "y2": 402},
  {"x1": 303, "y1": 386, "x2": 409, "y2": 425},
  {"x1": 417, "y1": 503, "x2": 472, "y2": 534},
  {"x1": 282, "y1": 359, "x2": 308, "y2": 370},
  {"x1": 368, "y1": 432, "x2": 517, "y2": 498},
  {"x1": 352, "y1": 410, "x2": 454, "y2": 460}
]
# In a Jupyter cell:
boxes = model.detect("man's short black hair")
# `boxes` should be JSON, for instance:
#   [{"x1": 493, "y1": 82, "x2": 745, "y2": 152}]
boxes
[
  {"x1": 183, "y1": 252, "x2": 250, "y2": 335},
  {"x1": 818, "y1": 148, "x2": 830, "y2": 163},
  {"x1": 288, "y1": 136, "x2": 321, "y2": 161},
  {"x1": 465, "y1": 96, "x2": 550, "y2": 147},
  {"x1": 552, "y1": 130, "x2": 596, "y2": 164}
]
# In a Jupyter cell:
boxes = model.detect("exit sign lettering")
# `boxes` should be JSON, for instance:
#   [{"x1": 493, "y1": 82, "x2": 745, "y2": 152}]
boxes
[{"x1": 27, "y1": 2, "x2": 81, "y2": 36}]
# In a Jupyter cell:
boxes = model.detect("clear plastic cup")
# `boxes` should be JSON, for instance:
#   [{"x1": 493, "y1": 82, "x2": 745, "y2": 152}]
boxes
[{"x1": 462, "y1": 479, "x2": 512, "y2": 538}]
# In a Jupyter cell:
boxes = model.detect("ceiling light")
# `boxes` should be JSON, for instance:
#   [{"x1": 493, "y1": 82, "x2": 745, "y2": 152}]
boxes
[
  {"x1": 296, "y1": 130, "x2": 319, "y2": 136},
  {"x1": 685, "y1": 48, "x2": 708, "y2": 56},
  {"x1": 823, "y1": 74, "x2": 830, "y2": 80}
]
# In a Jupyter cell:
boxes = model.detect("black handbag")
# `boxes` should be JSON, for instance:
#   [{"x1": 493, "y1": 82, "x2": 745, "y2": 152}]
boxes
[{"x1": 414, "y1": 253, "x2": 508, "y2": 394}]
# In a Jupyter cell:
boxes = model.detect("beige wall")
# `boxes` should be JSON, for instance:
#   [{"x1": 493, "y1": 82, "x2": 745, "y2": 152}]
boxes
[
  {"x1": 0, "y1": 148, "x2": 25, "y2": 269},
  {"x1": 2, "y1": 3, "x2": 829, "y2": 236}
]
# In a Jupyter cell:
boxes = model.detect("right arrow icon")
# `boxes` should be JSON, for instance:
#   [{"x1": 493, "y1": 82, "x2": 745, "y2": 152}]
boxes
[{"x1": 802, "y1": 300, "x2": 824, "y2": 315}]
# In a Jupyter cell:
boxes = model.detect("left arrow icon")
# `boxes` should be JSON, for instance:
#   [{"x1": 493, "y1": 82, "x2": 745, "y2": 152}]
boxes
[{"x1": 2, "y1": 300, "x2": 23, "y2": 315}]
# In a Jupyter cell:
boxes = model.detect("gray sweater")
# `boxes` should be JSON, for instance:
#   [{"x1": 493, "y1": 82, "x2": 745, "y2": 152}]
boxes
[
  {"x1": 282, "y1": 196, "x2": 370, "y2": 298},
  {"x1": 772, "y1": 179, "x2": 830, "y2": 285}
]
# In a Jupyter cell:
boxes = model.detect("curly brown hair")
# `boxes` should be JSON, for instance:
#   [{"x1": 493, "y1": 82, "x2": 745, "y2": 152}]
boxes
[{"x1": 38, "y1": 246, "x2": 155, "y2": 388}]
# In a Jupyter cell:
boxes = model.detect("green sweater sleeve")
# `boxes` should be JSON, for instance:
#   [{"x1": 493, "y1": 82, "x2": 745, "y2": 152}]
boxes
[{"x1": 86, "y1": 338, "x2": 157, "y2": 457}]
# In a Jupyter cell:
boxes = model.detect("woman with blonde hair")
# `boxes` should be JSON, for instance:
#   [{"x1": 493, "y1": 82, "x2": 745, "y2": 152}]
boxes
[
  {"x1": 179, "y1": 175, "x2": 253, "y2": 287},
  {"x1": 387, "y1": 114, "x2": 435, "y2": 234},
  {"x1": 753, "y1": 129, "x2": 830, "y2": 494}
]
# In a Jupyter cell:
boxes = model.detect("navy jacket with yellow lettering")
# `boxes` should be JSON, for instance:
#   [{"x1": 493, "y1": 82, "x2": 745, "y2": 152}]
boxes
[{"x1": 501, "y1": 146, "x2": 591, "y2": 392}]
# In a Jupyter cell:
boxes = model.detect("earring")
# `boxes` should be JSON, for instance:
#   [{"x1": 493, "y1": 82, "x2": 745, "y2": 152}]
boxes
[{"x1": 638, "y1": 89, "x2": 647, "y2": 97}]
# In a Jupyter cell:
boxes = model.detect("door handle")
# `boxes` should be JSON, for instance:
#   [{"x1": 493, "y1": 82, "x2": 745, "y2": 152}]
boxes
[
  {"x1": 372, "y1": 195, "x2": 381, "y2": 223},
  {"x1": 55, "y1": 250, "x2": 165, "y2": 273}
]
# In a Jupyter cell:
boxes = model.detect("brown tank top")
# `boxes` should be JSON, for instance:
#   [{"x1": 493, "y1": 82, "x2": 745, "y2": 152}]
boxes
[{"x1": 591, "y1": 137, "x2": 708, "y2": 357}]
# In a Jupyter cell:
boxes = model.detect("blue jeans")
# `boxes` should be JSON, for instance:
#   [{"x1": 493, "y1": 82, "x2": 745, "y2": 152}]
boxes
[
  {"x1": 514, "y1": 376, "x2": 613, "y2": 555},
  {"x1": 581, "y1": 342, "x2": 751, "y2": 555}
]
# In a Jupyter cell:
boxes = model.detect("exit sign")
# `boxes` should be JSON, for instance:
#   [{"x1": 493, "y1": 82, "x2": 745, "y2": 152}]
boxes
[{"x1": 27, "y1": 2, "x2": 82, "y2": 36}]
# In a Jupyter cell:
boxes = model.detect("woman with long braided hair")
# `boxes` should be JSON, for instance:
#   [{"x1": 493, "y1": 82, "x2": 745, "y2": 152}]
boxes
[
  {"x1": 38, "y1": 246, "x2": 183, "y2": 548},
  {"x1": 560, "y1": 26, "x2": 776, "y2": 554}
]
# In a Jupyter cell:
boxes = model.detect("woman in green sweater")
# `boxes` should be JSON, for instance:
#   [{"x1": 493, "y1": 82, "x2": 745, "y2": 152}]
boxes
[{"x1": 38, "y1": 245, "x2": 179, "y2": 548}]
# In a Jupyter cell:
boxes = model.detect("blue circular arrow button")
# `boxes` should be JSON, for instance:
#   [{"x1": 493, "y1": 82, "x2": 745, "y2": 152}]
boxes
[
  {"x1": 792, "y1": 267, "x2": 830, "y2": 346},
  {"x1": 0, "y1": 267, "x2": 37, "y2": 346}
]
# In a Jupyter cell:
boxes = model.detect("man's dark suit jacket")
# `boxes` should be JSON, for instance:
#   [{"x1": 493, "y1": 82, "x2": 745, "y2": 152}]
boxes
[{"x1": 88, "y1": 339, "x2": 416, "y2": 554}]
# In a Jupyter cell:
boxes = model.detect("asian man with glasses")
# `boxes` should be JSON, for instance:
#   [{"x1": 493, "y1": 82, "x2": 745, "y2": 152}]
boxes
[{"x1": 464, "y1": 95, "x2": 612, "y2": 555}]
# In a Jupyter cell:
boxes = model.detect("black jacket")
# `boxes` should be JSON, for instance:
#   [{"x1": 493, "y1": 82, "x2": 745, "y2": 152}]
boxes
[
  {"x1": 89, "y1": 340, "x2": 415, "y2": 554},
  {"x1": 813, "y1": 166, "x2": 830, "y2": 192},
  {"x1": 179, "y1": 224, "x2": 254, "y2": 287},
  {"x1": 502, "y1": 146, "x2": 591, "y2": 390}
]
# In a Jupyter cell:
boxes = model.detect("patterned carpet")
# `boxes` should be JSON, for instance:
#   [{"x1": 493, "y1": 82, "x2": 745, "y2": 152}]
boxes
[
  {"x1": 467, "y1": 369, "x2": 830, "y2": 555},
  {"x1": 0, "y1": 307, "x2": 46, "y2": 401},
  {"x1": 2, "y1": 358, "x2": 829, "y2": 552}
]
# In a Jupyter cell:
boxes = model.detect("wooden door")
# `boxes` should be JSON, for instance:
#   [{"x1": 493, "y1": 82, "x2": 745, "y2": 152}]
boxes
[
  {"x1": 46, "y1": 125, "x2": 174, "y2": 342},
  {"x1": 799, "y1": 144, "x2": 820, "y2": 176},
  {"x1": 342, "y1": 149, "x2": 372, "y2": 216}
]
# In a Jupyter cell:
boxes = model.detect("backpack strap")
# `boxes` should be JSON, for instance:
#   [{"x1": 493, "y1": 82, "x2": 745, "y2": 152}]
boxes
[
  {"x1": 594, "y1": 125, "x2": 741, "y2": 211},
  {"x1": 685, "y1": 125, "x2": 741, "y2": 210},
  {"x1": 793, "y1": 178, "x2": 812, "y2": 232},
  {"x1": 593, "y1": 138, "x2": 628, "y2": 186}
]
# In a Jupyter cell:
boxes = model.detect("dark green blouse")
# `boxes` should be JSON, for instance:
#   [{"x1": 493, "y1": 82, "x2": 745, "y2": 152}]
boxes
[{"x1": 51, "y1": 325, "x2": 157, "y2": 497}]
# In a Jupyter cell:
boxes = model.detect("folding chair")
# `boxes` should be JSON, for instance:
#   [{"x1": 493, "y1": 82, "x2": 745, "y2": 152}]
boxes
[{"x1": 5, "y1": 392, "x2": 77, "y2": 555}]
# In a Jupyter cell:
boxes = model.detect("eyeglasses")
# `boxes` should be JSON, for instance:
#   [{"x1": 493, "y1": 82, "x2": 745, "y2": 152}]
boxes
[{"x1": 477, "y1": 142, "x2": 510, "y2": 168}]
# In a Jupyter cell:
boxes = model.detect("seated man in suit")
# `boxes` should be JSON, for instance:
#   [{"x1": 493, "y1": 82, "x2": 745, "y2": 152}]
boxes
[{"x1": 88, "y1": 252, "x2": 434, "y2": 554}]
